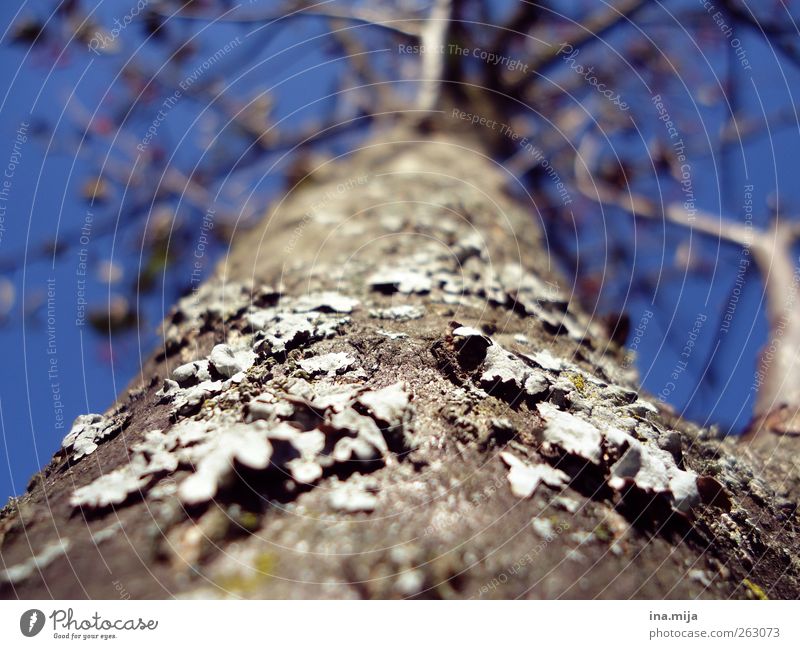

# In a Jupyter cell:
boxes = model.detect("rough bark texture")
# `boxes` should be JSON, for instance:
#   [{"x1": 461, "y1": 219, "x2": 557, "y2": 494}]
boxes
[{"x1": 1, "y1": 125, "x2": 799, "y2": 599}]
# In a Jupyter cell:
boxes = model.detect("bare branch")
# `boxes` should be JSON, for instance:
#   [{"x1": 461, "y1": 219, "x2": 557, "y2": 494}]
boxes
[
  {"x1": 510, "y1": 0, "x2": 651, "y2": 91},
  {"x1": 416, "y1": 0, "x2": 451, "y2": 112},
  {"x1": 326, "y1": 19, "x2": 399, "y2": 111},
  {"x1": 574, "y1": 135, "x2": 754, "y2": 246},
  {"x1": 574, "y1": 134, "x2": 800, "y2": 438},
  {"x1": 150, "y1": 0, "x2": 423, "y2": 38}
]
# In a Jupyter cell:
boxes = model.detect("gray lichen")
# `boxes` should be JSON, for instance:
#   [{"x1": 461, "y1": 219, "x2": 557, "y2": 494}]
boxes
[
  {"x1": 327, "y1": 482, "x2": 379, "y2": 512},
  {"x1": 70, "y1": 468, "x2": 150, "y2": 508},
  {"x1": 450, "y1": 322, "x2": 700, "y2": 513},
  {"x1": 172, "y1": 360, "x2": 212, "y2": 384},
  {"x1": 291, "y1": 291, "x2": 360, "y2": 314},
  {"x1": 7, "y1": 134, "x2": 798, "y2": 601},
  {"x1": 356, "y1": 382, "x2": 412, "y2": 429},
  {"x1": 537, "y1": 402, "x2": 603, "y2": 465},
  {"x1": 249, "y1": 310, "x2": 349, "y2": 354},
  {"x1": 454, "y1": 327, "x2": 549, "y2": 399},
  {"x1": 369, "y1": 269, "x2": 433, "y2": 294},
  {"x1": 69, "y1": 328, "x2": 415, "y2": 509},
  {"x1": 178, "y1": 423, "x2": 273, "y2": 505},
  {"x1": 298, "y1": 352, "x2": 357, "y2": 377},
  {"x1": 376, "y1": 329, "x2": 408, "y2": 340},
  {"x1": 369, "y1": 305, "x2": 425, "y2": 321},
  {"x1": 500, "y1": 451, "x2": 568, "y2": 499},
  {"x1": 61, "y1": 411, "x2": 128, "y2": 461},
  {"x1": 0, "y1": 539, "x2": 71, "y2": 585},
  {"x1": 606, "y1": 429, "x2": 699, "y2": 513},
  {"x1": 208, "y1": 344, "x2": 256, "y2": 378}
]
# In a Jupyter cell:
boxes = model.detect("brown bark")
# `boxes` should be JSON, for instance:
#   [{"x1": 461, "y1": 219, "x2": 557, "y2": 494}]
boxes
[{"x1": 1, "y1": 123, "x2": 799, "y2": 599}]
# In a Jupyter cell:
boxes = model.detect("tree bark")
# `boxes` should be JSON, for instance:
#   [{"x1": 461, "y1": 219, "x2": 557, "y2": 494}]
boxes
[{"x1": 1, "y1": 123, "x2": 799, "y2": 599}]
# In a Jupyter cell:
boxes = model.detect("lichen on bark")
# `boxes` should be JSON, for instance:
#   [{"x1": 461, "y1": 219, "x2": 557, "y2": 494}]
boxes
[{"x1": 1, "y1": 128, "x2": 799, "y2": 599}]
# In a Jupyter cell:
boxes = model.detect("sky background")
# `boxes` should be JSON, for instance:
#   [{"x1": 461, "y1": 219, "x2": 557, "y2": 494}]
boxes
[{"x1": 0, "y1": 0, "x2": 799, "y2": 502}]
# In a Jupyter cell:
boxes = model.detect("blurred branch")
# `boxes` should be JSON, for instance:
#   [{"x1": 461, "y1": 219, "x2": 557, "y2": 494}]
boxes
[
  {"x1": 575, "y1": 135, "x2": 753, "y2": 246},
  {"x1": 509, "y1": 0, "x2": 651, "y2": 92},
  {"x1": 416, "y1": 0, "x2": 452, "y2": 111},
  {"x1": 326, "y1": 19, "x2": 398, "y2": 111},
  {"x1": 575, "y1": 134, "x2": 800, "y2": 437},
  {"x1": 151, "y1": 0, "x2": 423, "y2": 37},
  {"x1": 720, "y1": 0, "x2": 800, "y2": 69}
]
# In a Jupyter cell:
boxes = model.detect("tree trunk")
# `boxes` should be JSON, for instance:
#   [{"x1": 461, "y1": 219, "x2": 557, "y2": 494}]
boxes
[{"x1": 2, "y1": 123, "x2": 799, "y2": 599}]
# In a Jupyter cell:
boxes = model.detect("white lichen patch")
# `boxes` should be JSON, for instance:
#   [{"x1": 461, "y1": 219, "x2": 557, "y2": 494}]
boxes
[
  {"x1": 246, "y1": 392, "x2": 295, "y2": 423},
  {"x1": 494, "y1": 265, "x2": 606, "y2": 342},
  {"x1": 523, "y1": 349, "x2": 566, "y2": 372},
  {"x1": 452, "y1": 325, "x2": 557, "y2": 404},
  {"x1": 284, "y1": 378, "x2": 363, "y2": 412},
  {"x1": 499, "y1": 263, "x2": 565, "y2": 305},
  {"x1": 71, "y1": 373, "x2": 415, "y2": 510},
  {"x1": 208, "y1": 344, "x2": 256, "y2": 378},
  {"x1": 90, "y1": 521, "x2": 123, "y2": 545},
  {"x1": 552, "y1": 495, "x2": 581, "y2": 514},
  {"x1": 172, "y1": 359, "x2": 212, "y2": 384},
  {"x1": 500, "y1": 451, "x2": 568, "y2": 499},
  {"x1": 452, "y1": 325, "x2": 489, "y2": 340},
  {"x1": 376, "y1": 329, "x2": 407, "y2": 340},
  {"x1": 179, "y1": 423, "x2": 273, "y2": 505},
  {"x1": 148, "y1": 478, "x2": 178, "y2": 501},
  {"x1": 249, "y1": 310, "x2": 348, "y2": 354},
  {"x1": 327, "y1": 484, "x2": 379, "y2": 512},
  {"x1": 286, "y1": 429, "x2": 326, "y2": 459},
  {"x1": 286, "y1": 458, "x2": 323, "y2": 484},
  {"x1": 0, "y1": 539, "x2": 71, "y2": 585},
  {"x1": 531, "y1": 517, "x2": 556, "y2": 538},
  {"x1": 368, "y1": 269, "x2": 432, "y2": 294},
  {"x1": 446, "y1": 321, "x2": 701, "y2": 514},
  {"x1": 607, "y1": 428, "x2": 699, "y2": 512},
  {"x1": 291, "y1": 292, "x2": 360, "y2": 314},
  {"x1": 332, "y1": 436, "x2": 381, "y2": 462},
  {"x1": 162, "y1": 280, "x2": 267, "y2": 347},
  {"x1": 298, "y1": 352, "x2": 357, "y2": 377},
  {"x1": 171, "y1": 379, "x2": 225, "y2": 417},
  {"x1": 395, "y1": 568, "x2": 425, "y2": 596},
  {"x1": 61, "y1": 412, "x2": 128, "y2": 461},
  {"x1": 535, "y1": 398, "x2": 699, "y2": 512},
  {"x1": 369, "y1": 305, "x2": 425, "y2": 321},
  {"x1": 335, "y1": 408, "x2": 391, "y2": 457},
  {"x1": 537, "y1": 402, "x2": 603, "y2": 465},
  {"x1": 161, "y1": 337, "x2": 262, "y2": 416},
  {"x1": 356, "y1": 382, "x2": 412, "y2": 428},
  {"x1": 481, "y1": 343, "x2": 549, "y2": 398},
  {"x1": 70, "y1": 468, "x2": 150, "y2": 508}
]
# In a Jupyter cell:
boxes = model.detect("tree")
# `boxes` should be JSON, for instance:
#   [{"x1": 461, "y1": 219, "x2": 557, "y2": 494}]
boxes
[
  {"x1": 5, "y1": 0, "x2": 800, "y2": 436},
  {"x1": 1, "y1": 120, "x2": 799, "y2": 599},
  {"x1": 2, "y1": 0, "x2": 800, "y2": 599}
]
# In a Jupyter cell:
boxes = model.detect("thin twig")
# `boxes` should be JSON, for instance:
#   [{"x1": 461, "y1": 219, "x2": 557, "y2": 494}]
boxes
[{"x1": 510, "y1": 0, "x2": 651, "y2": 92}]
